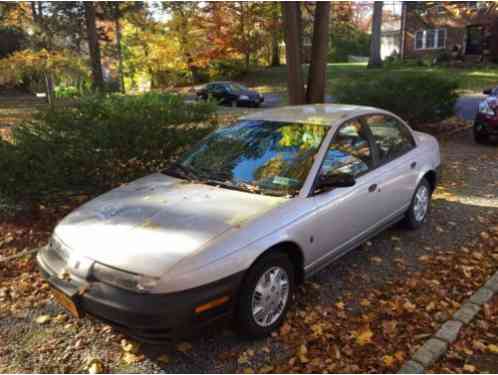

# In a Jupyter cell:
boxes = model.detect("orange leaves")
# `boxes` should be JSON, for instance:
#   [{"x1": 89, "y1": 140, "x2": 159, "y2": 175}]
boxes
[{"x1": 353, "y1": 325, "x2": 374, "y2": 346}]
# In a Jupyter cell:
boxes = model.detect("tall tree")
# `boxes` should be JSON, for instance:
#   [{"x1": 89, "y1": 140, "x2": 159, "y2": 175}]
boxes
[
  {"x1": 111, "y1": 3, "x2": 124, "y2": 92},
  {"x1": 84, "y1": 1, "x2": 104, "y2": 91},
  {"x1": 282, "y1": 2, "x2": 305, "y2": 105},
  {"x1": 269, "y1": 3, "x2": 281, "y2": 67},
  {"x1": 368, "y1": 1, "x2": 383, "y2": 68},
  {"x1": 306, "y1": 2, "x2": 331, "y2": 103},
  {"x1": 283, "y1": 2, "x2": 331, "y2": 105}
]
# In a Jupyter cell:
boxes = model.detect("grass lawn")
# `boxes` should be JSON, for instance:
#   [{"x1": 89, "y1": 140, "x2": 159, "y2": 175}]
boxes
[{"x1": 241, "y1": 62, "x2": 498, "y2": 97}]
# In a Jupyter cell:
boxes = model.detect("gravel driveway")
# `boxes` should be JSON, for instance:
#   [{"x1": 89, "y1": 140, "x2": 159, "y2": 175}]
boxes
[{"x1": 1, "y1": 129, "x2": 497, "y2": 373}]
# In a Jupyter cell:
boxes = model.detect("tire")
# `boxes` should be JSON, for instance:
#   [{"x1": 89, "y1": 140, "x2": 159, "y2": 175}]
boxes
[
  {"x1": 236, "y1": 252, "x2": 295, "y2": 338},
  {"x1": 404, "y1": 178, "x2": 432, "y2": 230},
  {"x1": 474, "y1": 130, "x2": 487, "y2": 144}
]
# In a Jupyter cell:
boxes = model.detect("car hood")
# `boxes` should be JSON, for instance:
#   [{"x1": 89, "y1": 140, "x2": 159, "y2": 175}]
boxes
[{"x1": 54, "y1": 173, "x2": 286, "y2": 277}]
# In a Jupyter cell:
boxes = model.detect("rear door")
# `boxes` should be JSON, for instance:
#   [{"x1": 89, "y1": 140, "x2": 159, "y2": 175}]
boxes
[{"x1": 361, "y1": 114, "x2": 419, "y2": 219}]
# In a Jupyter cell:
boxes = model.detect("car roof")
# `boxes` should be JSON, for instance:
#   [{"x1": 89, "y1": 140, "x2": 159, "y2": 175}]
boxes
[{"x1": 241, "y1": 104, "x2": 385, "y2": 127}]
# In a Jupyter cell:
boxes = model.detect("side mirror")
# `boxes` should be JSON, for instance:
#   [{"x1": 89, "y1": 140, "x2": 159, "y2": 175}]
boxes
[
  {"x1": 483, "y1": 88, "x2": 492, "y2": 95},
  {"x1": 316, "y1": 173, "x2": 356, "y2": 193}
]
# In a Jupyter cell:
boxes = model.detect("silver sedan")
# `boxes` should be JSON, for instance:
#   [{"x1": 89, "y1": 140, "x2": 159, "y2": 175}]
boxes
[{"x1": 37, "y1": 104, "x2": 441, "y2": 342}]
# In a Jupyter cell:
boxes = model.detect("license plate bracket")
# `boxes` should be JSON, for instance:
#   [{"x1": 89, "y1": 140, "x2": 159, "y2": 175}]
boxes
[{"x1": 51, "y1": 286, "x2": 82, "y2": 318}]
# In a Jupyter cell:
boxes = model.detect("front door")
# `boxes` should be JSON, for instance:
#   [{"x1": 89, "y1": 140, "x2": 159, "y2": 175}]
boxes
[
  {"x1": 309, "y1": 118, "x2": 381, "y2": 272},
  {"x1": 466, "y1": 25, "x2": 483, "y2": 55}
]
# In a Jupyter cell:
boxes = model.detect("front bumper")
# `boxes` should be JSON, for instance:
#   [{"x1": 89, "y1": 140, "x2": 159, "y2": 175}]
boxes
[
  {"x1": 237, "y1": 96, "x2": 264, "y2": 107},
  {"x1": 36, "y1": 246, "x2": 244, "y2": 342}
]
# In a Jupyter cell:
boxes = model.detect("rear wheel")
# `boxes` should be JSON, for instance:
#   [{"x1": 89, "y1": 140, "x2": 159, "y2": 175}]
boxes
[
  {"x1": 404, "y1": 178, "x2": 432, "y2": 230},
  {"x1": 236, "y1": 252, "x2": 294, "y2": 338}
]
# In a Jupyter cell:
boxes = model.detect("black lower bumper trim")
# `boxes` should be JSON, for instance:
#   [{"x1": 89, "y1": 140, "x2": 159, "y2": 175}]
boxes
[{"x1": 37, "y1": 250, "x2": 245, "y2": 342}]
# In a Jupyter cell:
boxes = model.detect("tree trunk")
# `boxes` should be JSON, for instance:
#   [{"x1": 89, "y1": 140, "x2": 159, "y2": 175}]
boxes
[
  {"x1": 44, "y1": 72, "x2": 55, "y2": 107},
  {"x1": 85, "y1": 2, "x2": 104, "y2": 91},
  {"x1": 296, "y1": 3, "x2": 304, "y2": 65},
  {"x1": 115, "y1": 13, "x2": 125, "y2": 93},
  {"x1": 282, "y1": 2, "x2": 305, "y2": 105},
  {"x1": 368, "y1": 1, "x2": 383, "y2": 68},
  {"x1": 270, "y1": 5, "x2": 281, "y2": 67},
  {"x1": 306, "y1": 2, "x2": 331, "y2": 103},
  {"x1": 271, "y1": 29, "x2": 280, "y2": 67}
]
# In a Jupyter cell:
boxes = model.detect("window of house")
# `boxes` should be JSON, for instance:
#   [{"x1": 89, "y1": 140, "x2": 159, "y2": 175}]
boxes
[
  {"x1": 414, "y1": 29, "x2": 446, "y2": 49},
  {"x1": 426, "y1": 30, "x2": 436, "y2": 48},
  {"x1": 436, "y1": 29, "x2": 446, "y2": 48}
]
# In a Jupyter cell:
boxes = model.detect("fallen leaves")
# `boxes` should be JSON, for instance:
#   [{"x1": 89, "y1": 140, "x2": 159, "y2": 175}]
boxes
[
  {"x1": 87, "y1": 358, "x2": 104, "y2": 374},
  {"x1": 121, "y1": 352, "x2": 143, "y2": 365},
  {"x1": 297, "y1": 344, "x2": 309, "y2": 363},
  {"x1": 382, "y1": 320, "x2": 398, "y2": 336},
  {"x1": 382, "y1": 355, "x2": 395, "y2": 367},
  {"x1": 488, "y1": 344, "x2": 498, "y2": 354},
  {"x1": 274, "y1": 221, "x2": 498, "y2": 374},
  {"x1": 156, "y1": 354, "x2": 170, "y2": 364},
  {"x1": 353, "y1": 326, "x2": 373, "y2": 346},
  {"x1": 120, "y1": 339, "x2": 140, "y2": 354},
  {"x1": 35, "y1": 315, "x2": 51, "y2": 325},
  {"x1": 120, "y1": 339, "x2": 143, "y2": 364},
  {"x1": 176, "y1": 342, "x2": 192, "y2": 353}
]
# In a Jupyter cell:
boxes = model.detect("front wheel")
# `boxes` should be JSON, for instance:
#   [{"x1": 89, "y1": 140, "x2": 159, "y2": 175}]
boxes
[
  {"x1": 404, "y1": 178, "x2": 432, "y2": 230},
  {"x1": 236, "y1": 252, "x2": 294, "y2": 338},
  {"x1": 474, "y1": 129, "x2": 487, "y2": 144}
]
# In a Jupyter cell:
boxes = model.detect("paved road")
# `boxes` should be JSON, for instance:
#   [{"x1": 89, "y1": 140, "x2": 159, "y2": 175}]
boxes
[{"x1": 455, "y1": 94, "x2": 485, "y2": 121}]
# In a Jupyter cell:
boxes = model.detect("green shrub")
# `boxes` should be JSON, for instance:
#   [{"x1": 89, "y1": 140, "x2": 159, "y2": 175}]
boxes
[
  {"x1": 329, "y1": 28, "x2": 370, "y2": 63},
  {"x1": 0, "y1": 93, "x2": 217, "y2": 206},
  {"x1": 334, "y1": 73, "x2": 459, "y2": 127},
  {"x1": 55, "y1": 85, "x2": 80, "y2": 98}
]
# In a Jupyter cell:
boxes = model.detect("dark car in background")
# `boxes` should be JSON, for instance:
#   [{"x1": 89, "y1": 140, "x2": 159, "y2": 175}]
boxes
[
  {"x1": 196, "y1": 81, "x2": 264, "y2": 107},
  {"x1": 474, "y1": 87, "x2": 498, "y2": 144}
]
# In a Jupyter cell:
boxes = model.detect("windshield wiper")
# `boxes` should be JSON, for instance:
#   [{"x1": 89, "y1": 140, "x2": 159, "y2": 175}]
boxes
[
  {"x1": 234, "y1": 181, "x2": 296, "y2": 198},
  {"x1": 162, "y1": 162, "x2": 199, "y2": 181}
]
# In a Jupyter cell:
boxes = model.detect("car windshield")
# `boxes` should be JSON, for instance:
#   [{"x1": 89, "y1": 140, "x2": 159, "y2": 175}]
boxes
[
  {"x1": 167, "y1": 120, "x2": 328, "y2": 196},
  {"x1": 227, "y1": 83, "x2": 248, "y2": 92}
]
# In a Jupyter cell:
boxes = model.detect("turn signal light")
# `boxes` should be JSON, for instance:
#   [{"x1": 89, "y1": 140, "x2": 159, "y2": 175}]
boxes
[{"x1": 195, "y1": 296, "x2": 230, "y2": 314}]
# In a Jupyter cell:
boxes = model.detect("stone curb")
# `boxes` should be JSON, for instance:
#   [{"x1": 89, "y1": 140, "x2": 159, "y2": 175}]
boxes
[{"x1": 398, "y1": 269, "x2": 498, "y2": 374}]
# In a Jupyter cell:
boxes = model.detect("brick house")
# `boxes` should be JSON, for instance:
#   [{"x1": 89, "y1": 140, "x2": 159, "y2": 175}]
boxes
[{"x1": 401, "y1": 2, "x2": 498, "y2": 62}]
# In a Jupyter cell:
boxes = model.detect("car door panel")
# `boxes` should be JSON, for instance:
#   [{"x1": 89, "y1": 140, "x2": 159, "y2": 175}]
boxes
[
  {"x1": 307, "y1": 118, "x2": 382, "y2": 269},
  {"x1": 308, "y1": 172, "x2": 379, "y2": 269},
  {"x1": 363, "y1": 114, "x2": 419, "y2": 218}
]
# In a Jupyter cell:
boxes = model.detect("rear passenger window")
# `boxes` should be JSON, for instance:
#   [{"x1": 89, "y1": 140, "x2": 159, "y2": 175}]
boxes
[{"x1": 364, "y1": 115, "x2": 415, "y2": 162}]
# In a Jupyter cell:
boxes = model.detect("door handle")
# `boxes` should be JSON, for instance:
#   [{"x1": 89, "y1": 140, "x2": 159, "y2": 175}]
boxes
[
  {"x1": 410, "y1": 161, "x2": 417, "y2": 169},
  {"x1": 368, "y1": 184, "x2": 378, "y2": 193}
]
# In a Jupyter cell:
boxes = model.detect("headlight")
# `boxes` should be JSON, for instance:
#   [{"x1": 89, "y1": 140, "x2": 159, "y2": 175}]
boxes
[
  {"x1": 239, "y1": 95, "x2": 249, "y2": 100},
  {"x1": 92, "y1": 263, "x2": 159, "y2": 293},
  {"x1": 479, "y1": 101, "x2": 495, "y2": 116}
]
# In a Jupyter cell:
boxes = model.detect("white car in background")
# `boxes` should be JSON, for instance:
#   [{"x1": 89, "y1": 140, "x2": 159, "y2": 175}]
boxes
[{"x1": 37, "y1": 104, "x2": 441, "y2": 342}]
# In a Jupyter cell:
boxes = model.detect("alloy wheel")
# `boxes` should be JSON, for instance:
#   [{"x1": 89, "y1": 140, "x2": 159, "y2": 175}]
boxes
[
  {"x1": 413, "y1": 184, "x2": 429, "y2": 222},
  {"x1": 251, "y1": 266, "x2": 289, "y2": 327}
]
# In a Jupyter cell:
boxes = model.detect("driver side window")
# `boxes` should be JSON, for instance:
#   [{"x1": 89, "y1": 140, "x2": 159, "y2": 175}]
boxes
[{"x1": 319, "y1": 119, "x2": 374, "y2": 179}]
